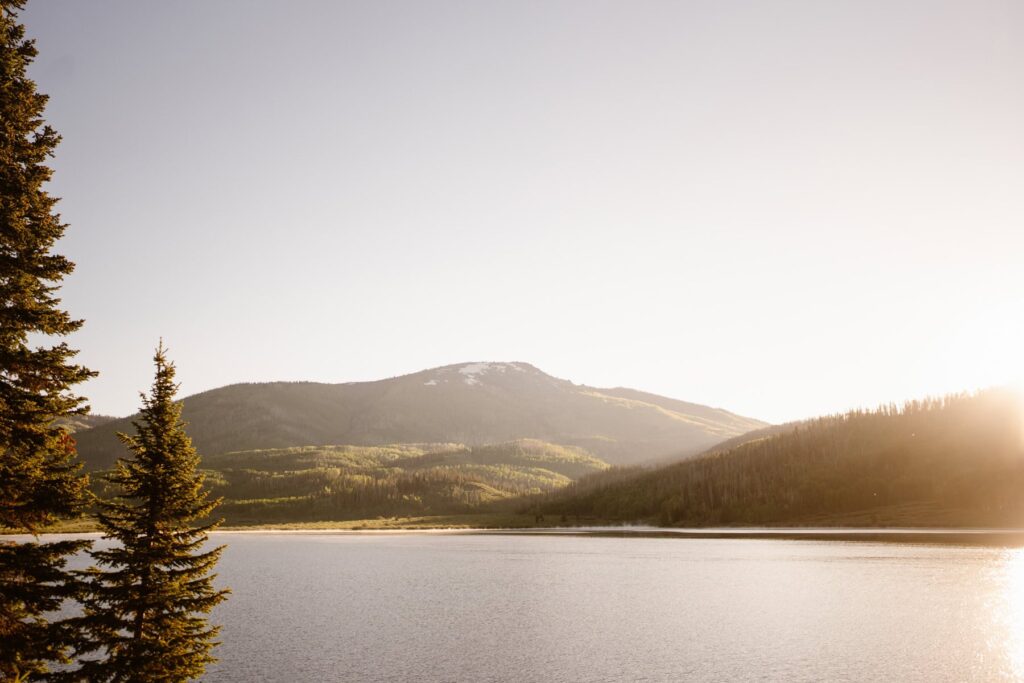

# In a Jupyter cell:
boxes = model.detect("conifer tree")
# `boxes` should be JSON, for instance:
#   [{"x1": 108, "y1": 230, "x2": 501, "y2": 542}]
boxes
[
  {"x1": 70, "y1": 345, "x2": 228, "y2": 682},
  {"x1": 0, "y1": 1, "x2": 95, "y2": 679}
]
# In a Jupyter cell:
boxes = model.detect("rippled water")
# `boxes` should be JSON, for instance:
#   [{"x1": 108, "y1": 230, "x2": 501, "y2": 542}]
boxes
[
  {"x1": 12, "y1": 531, "x2": 1024, "y2": 681},
  {"x1": 180, "y1": 532, "x2": 1024, "y2": 682}
]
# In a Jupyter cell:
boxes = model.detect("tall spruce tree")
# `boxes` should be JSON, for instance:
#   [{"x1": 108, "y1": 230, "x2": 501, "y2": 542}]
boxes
[
  {"x1": 70, "y1": 344, "x2": 228, "y2": 682},
  {"x1": 0, "y1": 0, "x2": 95, "y2": 679}
]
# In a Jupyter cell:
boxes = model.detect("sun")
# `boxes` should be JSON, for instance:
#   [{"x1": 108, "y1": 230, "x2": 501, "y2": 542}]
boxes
[{"x1": 935, "y1": 297, "x2": 1024, "y2": 400}]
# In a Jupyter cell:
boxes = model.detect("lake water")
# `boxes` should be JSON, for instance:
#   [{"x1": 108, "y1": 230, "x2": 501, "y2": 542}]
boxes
[
  {"x1": 206, "y1": 532, "x2": 1024, "y2": 681},
  {"x1": 20, "y1": 531, "x2": 1024, "y2": 681}
]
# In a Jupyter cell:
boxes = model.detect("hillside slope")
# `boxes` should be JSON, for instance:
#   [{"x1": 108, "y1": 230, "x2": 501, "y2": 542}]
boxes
[
  {"x1": 56, "y1": 413, "x2": 118, "y2": 433},
  {"x1": 538, "y1": 389, "x2": 1024, "y2": 527},
  {"x1": 88, "y1": 439, "x2": 610, "y2": 524},
  {"x1": 74, "y1": 362, "x2": 765, "y2": 469}
]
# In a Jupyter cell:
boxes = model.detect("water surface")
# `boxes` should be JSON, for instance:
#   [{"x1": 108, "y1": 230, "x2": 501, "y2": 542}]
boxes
[{"x1": 182, "y1": 532, "x2": 1024, "y2": 681}]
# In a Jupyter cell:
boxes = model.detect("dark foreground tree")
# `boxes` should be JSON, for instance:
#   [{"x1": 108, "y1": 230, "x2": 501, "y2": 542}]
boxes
[
  {"x1": 0, "y1": 0, "x2": 95, "y2": 679},
  {"x1": 69, "y1": 345, "x2": 228, "y2": 682}
]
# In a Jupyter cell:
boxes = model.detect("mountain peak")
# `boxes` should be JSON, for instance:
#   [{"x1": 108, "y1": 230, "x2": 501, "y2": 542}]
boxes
[
  {"x1": 422, "y1": 361, "x2": 540, "y2": 387},
  {"x1": 73, "y1": 362, "x2": 766, "y2": 470}
]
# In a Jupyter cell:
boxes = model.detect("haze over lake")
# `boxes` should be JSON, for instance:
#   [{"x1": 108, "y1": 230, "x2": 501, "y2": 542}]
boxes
[{"x1": 57, "y1": 532, "x2": 1024, "y2": 681}]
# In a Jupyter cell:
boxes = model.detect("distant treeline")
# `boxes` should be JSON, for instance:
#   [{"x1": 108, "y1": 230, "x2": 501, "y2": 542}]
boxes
[{"x1": 535, "y1": 390, "x2": 1024, "y2": 527}]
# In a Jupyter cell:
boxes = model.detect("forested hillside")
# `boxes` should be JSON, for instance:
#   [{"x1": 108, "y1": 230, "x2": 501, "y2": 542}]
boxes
[
  {"x1": 537, "y1": 390, "x2": 1024, "y2": 527},
  {"x1": 73, "y1": 362, "x2": 765, "y2": 469},
  {"x1": 90, "y1": 439, "x2": 608, "y2": 524},
  {"x1": 55, "y1": 413, "x2": 117, "y2": 433}
]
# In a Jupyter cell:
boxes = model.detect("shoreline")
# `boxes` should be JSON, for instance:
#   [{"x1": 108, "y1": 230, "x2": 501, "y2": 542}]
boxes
[{"x1": 8, "y1": 525, "x2": 1024, "y2": 546}]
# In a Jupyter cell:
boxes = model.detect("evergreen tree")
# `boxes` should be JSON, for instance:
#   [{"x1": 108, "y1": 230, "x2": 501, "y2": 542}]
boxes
[
  {"x1": 70, "y1": 345, "x2": 228, "y2": 682},
  {"x1": 0, "y1": 0, "x2": 95, "y2": 679}
]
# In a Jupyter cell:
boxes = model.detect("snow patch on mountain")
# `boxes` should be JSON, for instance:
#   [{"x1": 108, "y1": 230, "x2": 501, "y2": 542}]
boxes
[
  {"x1": 458, "y1": 363, "x2": 490, "y2": 385},
  {"x1": 457, "y1": 362, "x2": 525, "y2": 385}
]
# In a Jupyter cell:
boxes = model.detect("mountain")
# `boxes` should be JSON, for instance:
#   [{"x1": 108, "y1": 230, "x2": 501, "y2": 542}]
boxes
[
  {"x1": 537, "y1": 388, "x2": 1024, "y2": 527},
  {"x1": 74, "y1": 362, "x2": 766, "y2": 470},
  {"x1": 56, "y1": 413, "x2": 118, "y2": 433}
]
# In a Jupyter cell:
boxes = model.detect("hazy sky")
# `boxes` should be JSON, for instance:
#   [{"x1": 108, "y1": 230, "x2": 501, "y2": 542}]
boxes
[{"x1": 22, "y1": 0, "x2": 1024, "y2": 424}]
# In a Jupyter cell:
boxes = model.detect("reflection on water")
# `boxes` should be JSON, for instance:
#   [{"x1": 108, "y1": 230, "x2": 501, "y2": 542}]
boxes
[
  {"x1": 999, "y1": 548, "x2": 1024, "y2": 679},
  {"x1": 199, "y1": 534, "x2": 1024, "y2": 682},
  {"x1": 16, "y1": 532, "x2": 1024, "y2": 681}
]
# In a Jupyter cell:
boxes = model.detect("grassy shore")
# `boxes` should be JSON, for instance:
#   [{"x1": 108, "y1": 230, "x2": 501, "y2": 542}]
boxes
[
  {"x1": 6, "y1": 512, "x2": 580, "y2": 534},
  {"x1": 8, "y1": 502, "x2": 1018, "y2": 535},
  {"x1": 218, "y1": 513, "x2": 567, "y2": 531}
]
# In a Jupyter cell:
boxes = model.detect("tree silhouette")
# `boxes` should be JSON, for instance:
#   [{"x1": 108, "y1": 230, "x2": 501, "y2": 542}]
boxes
[
  {"x1": 70, "y1": 345, "x2": 228, "y2": 682},
  {"x1": 0, "y1": 1, "x2": 95, "y2": 678}
]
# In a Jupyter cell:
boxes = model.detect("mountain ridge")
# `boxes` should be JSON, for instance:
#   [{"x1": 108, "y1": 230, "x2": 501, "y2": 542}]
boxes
[{"x1": 73, "y1": 361, "x2": 766, "y2": 470}]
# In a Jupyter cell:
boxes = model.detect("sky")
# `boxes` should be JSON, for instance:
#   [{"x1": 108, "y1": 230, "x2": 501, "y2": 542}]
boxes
[{"x1": 20, "y1": 0, "x2": 1024, "y2": 424}]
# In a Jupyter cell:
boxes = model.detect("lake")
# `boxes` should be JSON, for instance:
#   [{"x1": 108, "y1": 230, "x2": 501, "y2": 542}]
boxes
[{"x1": 20, "y1": 530, "x2": 1024, "y2": 680}]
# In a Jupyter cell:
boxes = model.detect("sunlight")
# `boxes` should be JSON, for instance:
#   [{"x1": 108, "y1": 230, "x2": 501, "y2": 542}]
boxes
[
  {"x1": 938, "y1": 300, "x2": 1024, "y2": 398},
  {"x1": 1005, "y1": 558, "x2": 1024, "y2": 676},
  {"x1": 939, "y1": 307, "x2": 1024, "y2": 451},
  {"x1": 1009, "y1": 379, "x2": 1024, "y2": 451},
  {"x1": 999, "y1": 549, "x2": 1024, "y2": 678}
]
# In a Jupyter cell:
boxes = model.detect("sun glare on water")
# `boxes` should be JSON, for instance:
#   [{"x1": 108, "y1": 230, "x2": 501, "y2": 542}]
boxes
[{"x1": 998, "y1": 549, "x2": 1024, "y2": 678}]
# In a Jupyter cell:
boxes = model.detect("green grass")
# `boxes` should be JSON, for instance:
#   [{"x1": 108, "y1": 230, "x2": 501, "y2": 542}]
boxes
[
  {"x1": 83, "y1": 439, "x2": 610, "y2": 526},
  {"x1": 219, "y1": 513, "x2": 567, "y2": 530},
  {"x1": 8, "y1": 512, "x2": 604, "y2": 534},
  {"x1": 2, "y1": 517, "x2": 101, "y2": 534}
]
